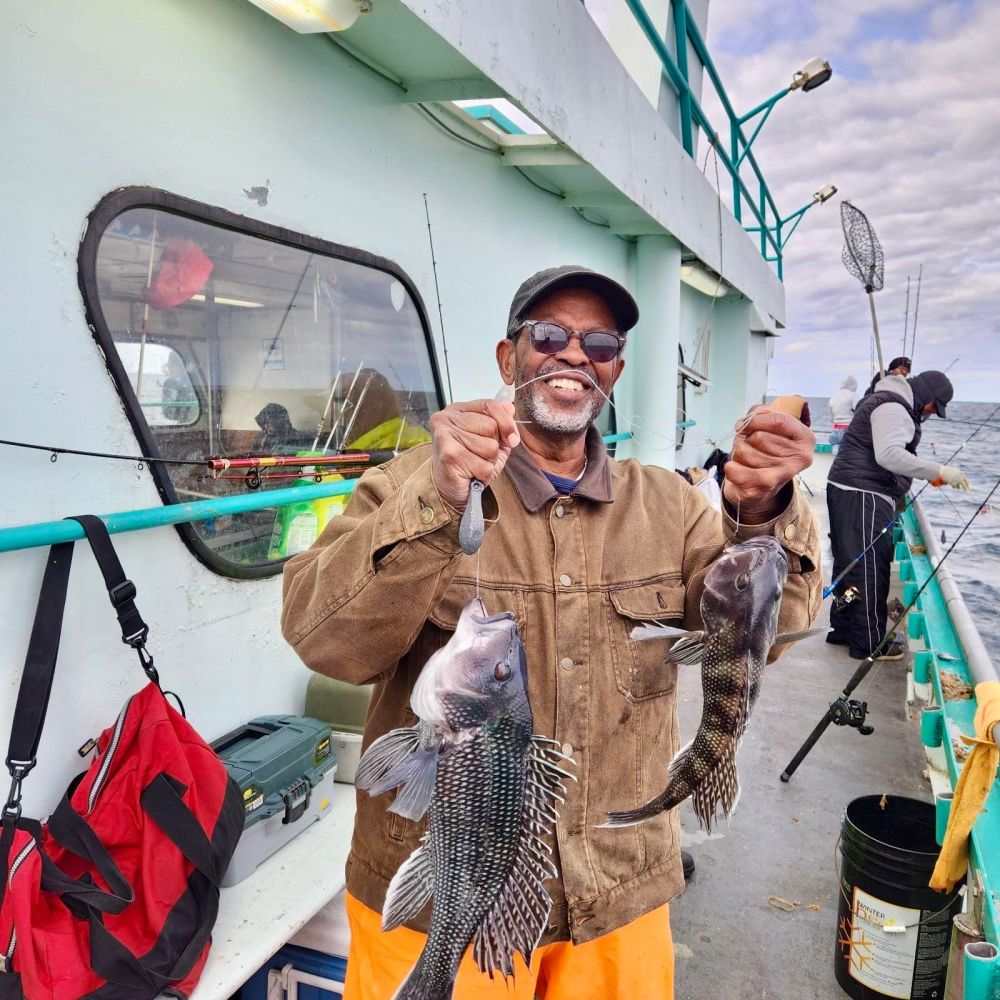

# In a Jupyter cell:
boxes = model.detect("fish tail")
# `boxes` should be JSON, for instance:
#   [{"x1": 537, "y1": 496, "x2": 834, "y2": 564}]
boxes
[
  {"x1": 598, "y1": 788, "x2": 679, "y2": 828},
  {"x1": 390, "y1": 958, "x2": 452, "y2": 1000}
]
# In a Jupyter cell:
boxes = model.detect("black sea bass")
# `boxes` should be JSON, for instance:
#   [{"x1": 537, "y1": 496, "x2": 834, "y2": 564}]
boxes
[
  {"x1": 603, "y1": 536, "x2": 800, "y2": 831},
  {"x1": 356, "y1": 599, "x2": 574, "y2": 1000}
]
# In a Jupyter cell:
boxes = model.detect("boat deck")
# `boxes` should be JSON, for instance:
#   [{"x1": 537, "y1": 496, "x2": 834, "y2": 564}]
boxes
[{"x1": 671, "y1": 492, "x2": 931, "y2": 999}]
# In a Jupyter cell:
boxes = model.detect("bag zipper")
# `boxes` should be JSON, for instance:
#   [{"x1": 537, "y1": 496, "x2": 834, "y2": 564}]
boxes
[
  {"x1": 87, "y1": 696, "x2": 134, "y2": 815},
  {"x1": 1, "y1": 837, "x2": 36, "y2": 972}
]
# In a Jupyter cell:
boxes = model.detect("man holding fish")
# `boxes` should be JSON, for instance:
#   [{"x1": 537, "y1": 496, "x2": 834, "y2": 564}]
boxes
[{"x1": 282, "y1": 265, "x2": 823, "y2": 999}]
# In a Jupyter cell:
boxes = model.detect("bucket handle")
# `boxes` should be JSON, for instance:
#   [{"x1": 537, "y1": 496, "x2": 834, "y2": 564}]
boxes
[{"x1": 834, "y1": 833, "x2": 963, "y2": 932}]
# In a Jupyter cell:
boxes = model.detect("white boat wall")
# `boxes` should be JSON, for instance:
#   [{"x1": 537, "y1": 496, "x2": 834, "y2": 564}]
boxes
[{"x1": 0, "y1": 0, "x2": 837, "y2": 993}]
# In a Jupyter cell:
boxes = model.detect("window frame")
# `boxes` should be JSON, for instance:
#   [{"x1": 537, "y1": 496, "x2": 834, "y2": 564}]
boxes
[{"x1": 78, "y1": 186, "x2": 445, "y2": 580}]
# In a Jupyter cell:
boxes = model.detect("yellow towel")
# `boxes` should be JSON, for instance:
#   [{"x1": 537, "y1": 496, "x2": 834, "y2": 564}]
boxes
[{"x1": 929, "y1": 681, "x2": 1000, "y2": 892}]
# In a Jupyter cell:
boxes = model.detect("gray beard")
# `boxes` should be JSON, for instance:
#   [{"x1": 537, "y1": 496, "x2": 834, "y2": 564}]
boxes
[{"x1": 515, "y1": 361, "x2": 605, "y2": 435}]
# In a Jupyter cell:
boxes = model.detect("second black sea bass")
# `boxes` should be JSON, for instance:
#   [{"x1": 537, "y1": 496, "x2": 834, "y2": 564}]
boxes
[
  {"x1": 603, "y1": 536, "x2": 794, "y2": 831},
  {"x1": 356, "y1": 598, "x2": 574, "y2": 1000}
]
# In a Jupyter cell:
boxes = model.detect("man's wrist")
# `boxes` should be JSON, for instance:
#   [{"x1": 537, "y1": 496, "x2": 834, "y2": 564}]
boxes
[{"x1": 723, "y1": 483, "x2": 793, "y2": 525}]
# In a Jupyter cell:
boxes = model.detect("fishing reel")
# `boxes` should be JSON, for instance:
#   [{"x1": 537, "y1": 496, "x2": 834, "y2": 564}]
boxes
[
  {"x1": 829, "y1": 697, "x2": 874, "y2": 736},
  {"x1": 831, "y1": 586, "x2": 860, "y2": 612}
]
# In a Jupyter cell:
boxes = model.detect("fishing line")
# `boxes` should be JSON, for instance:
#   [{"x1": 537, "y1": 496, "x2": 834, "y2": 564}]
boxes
[
  {"x1": 823, "y1": 402, "x2": 1000, "y2": 599},
  {"x1": 851, "y1": 473, "x2": 1000, "y2": 701}
]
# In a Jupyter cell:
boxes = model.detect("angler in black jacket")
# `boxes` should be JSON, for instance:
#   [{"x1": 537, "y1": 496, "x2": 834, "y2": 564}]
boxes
[{"x1": 826, "y1": 370, "x2": 969, "y2": 659}]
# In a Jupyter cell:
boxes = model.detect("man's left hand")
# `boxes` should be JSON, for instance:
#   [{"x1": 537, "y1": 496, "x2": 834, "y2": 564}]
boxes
[{"x1": 722, "y1": 405, "x2": 815, "y2": 524}]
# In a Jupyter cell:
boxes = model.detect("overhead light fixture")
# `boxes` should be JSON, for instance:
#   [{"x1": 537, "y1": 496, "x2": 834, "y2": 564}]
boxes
[
  {"x1": 191, "y1": 294, "x2": 265, "y2": 309},
  {"x1": 789, "y1": 58, "x2": 833, "y2": 92},
  {"x1": 680, "y1": 263, "x2": 730, "y2": 298},
  {"x1": 813, "y1": 184, "x2": 838, "y2": 204},
  {"x1": 247, "y1": 0, "x2": 371, "y2": 33}
]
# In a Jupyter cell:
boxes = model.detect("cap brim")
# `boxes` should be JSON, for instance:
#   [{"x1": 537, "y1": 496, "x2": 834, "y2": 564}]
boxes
[
  {"x1": 519, "y1": 271, "x2": 639, "y2": 332},
  {"x1": 935, "y1": 400, "x2": 947, "y2": 418}
]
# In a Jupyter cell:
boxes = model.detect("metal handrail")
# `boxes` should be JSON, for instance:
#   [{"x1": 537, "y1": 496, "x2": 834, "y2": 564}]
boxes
[{"x1": 621, "y1": 0, "x2": 787, "y2": 274}]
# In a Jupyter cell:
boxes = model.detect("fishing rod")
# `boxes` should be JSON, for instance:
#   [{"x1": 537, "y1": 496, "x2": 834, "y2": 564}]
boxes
[
  {"x1": 423, "y1": 193, "x2": 454, "y2": 404},
  {"x1": 781, "y1": 472, "x2": 1000, "y2": 782},
  {"x1": 822, "y1": 401, "x2": 1000, "y2": 600}
]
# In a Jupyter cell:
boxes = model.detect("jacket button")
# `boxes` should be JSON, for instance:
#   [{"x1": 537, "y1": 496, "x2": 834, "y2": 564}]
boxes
[
  {"x1": 420, "y1": 507, "x2": 435, "y2": 525},
  {"x1": 559, "y1": 574, "x2": 572, "y2": 587},
  {"x1": 555, "y1": 506, "x2": 566, "y2": 518},
  {"x1": 783, "y1": 522, "x2": 796, "y2": 540},
  {"x1": 562, "y1": 742, "x2": 574, "y2": 758},
  {"x1": 560, "y1": 656, "x2": 575, "y2": 671}
]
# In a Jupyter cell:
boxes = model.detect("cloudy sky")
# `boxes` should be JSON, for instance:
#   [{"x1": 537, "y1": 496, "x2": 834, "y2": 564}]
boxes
[{"x1": 698, "y1": 0, "x2": 999, "y2": 401}]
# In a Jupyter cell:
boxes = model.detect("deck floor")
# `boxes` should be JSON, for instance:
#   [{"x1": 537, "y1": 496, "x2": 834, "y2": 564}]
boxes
[{"x1": 671, "y1": 493, "x2": 932, "y2": 999}]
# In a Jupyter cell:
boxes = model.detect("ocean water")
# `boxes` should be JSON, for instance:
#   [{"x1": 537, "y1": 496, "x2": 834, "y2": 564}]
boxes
[{"x1": 806, "y1": 396, "x2": 1000, "y2": 667}]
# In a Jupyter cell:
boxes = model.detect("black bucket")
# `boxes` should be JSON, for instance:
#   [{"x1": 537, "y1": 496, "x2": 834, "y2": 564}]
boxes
[{"x1": 835, "y1": 796, "x2": 963, "y2": 999}]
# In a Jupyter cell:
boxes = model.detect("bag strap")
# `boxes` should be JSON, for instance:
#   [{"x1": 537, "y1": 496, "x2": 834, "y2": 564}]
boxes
[{"x1": 3, "y1": 516, "x2": 157, "y2": 822}]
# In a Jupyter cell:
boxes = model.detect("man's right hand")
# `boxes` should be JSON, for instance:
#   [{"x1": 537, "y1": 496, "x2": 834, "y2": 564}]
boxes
[
  {"x1": 937, "y1": 465, "x2": 972, "y2": 492},
  {"x1": 428, "y1": 400, "x2": 520, "y2": 511}
]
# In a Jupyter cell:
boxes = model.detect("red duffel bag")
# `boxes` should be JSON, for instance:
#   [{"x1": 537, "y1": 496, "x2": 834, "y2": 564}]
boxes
[{"x1": 0, "y1": 516, "x2": 243, "y2": 999}]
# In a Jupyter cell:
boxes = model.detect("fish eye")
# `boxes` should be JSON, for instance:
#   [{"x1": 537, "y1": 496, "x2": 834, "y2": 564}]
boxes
[
  {"x1": 494, "y1": 661, "x2": 511, "y2": 681},
  {"x1": 735, "y1": 572, "x2": 750, "y2": 590}
]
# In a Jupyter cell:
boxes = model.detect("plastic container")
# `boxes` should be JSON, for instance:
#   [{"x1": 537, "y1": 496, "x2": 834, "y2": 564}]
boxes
[
  {"x1": 835, "y1": 795, "x2": 963, "y2": 999},
  {"x1": 241, "y1": 943, "x2": 347, "y2": 999},
  {"x1": 268, "y1": 471, "x2": 347, "y2": 559},
  {"x1": 304, "y1": 673, "x2": 371, "y2": 784}
]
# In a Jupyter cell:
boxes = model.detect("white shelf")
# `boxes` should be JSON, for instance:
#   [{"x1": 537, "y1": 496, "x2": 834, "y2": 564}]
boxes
[{"x1": 191, "y1": 783, "x2": 357, "y2": 1000}]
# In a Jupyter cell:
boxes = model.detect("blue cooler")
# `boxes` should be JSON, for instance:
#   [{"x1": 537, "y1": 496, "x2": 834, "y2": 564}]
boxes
[{"x1": 241, "y1": 944, "x2": 347, "y2": 999}]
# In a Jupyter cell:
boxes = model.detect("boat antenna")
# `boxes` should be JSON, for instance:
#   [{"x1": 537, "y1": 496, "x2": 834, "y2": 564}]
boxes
[
  {"x1": 840, "y1": 201, "x2": 886, "y2": 377},
  {"x1": 909, "y1": 263, "x2": 923, "y2": 363},
  {"x1": 423, "y1": 193, "x2": 454, "y2": 403},
  {"x1": 781, "y1": 471, "x2": 1000, "y2": 782},
  {"x1": 821, "y1": 402, "x2": 1000, "y2": 599}
]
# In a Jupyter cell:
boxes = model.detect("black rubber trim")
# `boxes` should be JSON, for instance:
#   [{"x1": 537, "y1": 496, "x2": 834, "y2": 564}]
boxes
[{"x1": 77, "y1": 186, "x2": 445, "y2": 580}]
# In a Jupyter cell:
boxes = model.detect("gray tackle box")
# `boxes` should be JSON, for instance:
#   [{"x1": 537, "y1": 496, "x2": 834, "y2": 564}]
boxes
[{"x1": 212, "y1": 715, "x2": 337, "y2": 887}]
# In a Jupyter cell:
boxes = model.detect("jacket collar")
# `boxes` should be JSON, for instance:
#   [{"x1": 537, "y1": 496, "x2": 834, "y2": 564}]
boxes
[{"x1": 503, "y1": 426, "x2": 614, "y2": 512}]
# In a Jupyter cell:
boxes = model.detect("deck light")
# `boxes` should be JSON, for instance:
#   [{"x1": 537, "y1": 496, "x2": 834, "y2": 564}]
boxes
[
  {"x1": 790, "y1": 58, "x2": 833, "y2": 93},
  {"x1": 813, "y1": 184, "x2": 838, "y2": 204},
  {"x1": 679, "y1": 263, "x2": 730, "y2": 298},
  {"x1": 247, "y1": 0, "x2": 372, "y2": 33}
]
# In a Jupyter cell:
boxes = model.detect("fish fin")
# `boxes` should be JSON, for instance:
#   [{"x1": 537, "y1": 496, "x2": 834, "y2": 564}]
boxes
[
  {"x1": 630, "y1": 623, "x2": 699, "y2": 642},
  {"x1": 666, "y1": 635, "x2": 706, "y2": 665},
  {"x1": 773, "y1": 626, "x2": 830, "y2": 645},
  {"x1": 385, "y1": 749, "x2": 439, "y2": 821},
  {"x1": 355, "y1": 726, "x2": 422, "y2": 794},
  {"x1": 471, "y1": 737, "x2": 573, "y2": 977},
  {"x1": 598, "y1": 788, "x2": 678, "y2": 828},
  {"x1": 382, "y1": 836, "x2": 435, "y2": 932},
  {"x1": 690, "y1": 741, "x2": 742, "y2": 833}
]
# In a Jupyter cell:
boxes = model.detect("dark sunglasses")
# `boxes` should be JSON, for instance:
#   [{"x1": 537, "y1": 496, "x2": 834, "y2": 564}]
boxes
[{"x1": 513, "y1": 320, "x2": 626, "y2": 363}]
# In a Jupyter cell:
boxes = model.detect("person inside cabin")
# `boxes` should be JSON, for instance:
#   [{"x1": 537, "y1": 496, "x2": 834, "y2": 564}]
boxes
[
  {"x1": 252, "y1": 403, "x2": 312, "y2": 454},
  {"x1": 335, "y1": 368, "x2": 431, "y2": 452},
  {"x1": 862, "y1": 355, "x2": 911, "y2": 398},
  {"x1": 826, "y1": 369, "x2": 971, "y2": 662},
  {"x1": 281, "y1": 265, "x2": 823, "y2": 1000}
]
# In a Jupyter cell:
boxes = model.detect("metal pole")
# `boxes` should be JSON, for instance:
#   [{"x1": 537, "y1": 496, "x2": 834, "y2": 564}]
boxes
[
  {"x1": 903, "y1": 275, "x2": 911, "y2": 354},
  {"x1": 910, "y1": 264, "x2": 923, "y2": 364},
  {"x1": 868, "y1": 291, "x2": 886, "y2": 377},
  {"x1": 671, "y1": 0, "x2": 694, "y2": 156}
]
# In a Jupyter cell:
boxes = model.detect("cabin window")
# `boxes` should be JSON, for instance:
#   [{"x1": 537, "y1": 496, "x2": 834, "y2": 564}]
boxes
[{"x1": 80, "y1": 189, "x2": 443, "y2": 579}]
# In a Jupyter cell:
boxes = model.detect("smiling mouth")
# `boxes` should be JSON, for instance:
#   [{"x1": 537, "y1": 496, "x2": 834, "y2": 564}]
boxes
[{"x1": 544, "y1": 375, "x2": 589, "y2": 393}]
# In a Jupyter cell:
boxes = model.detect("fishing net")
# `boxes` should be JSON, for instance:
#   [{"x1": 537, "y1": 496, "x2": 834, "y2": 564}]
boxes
[
  {"x1": 840, "y1": 201, "x2": 884, "y2": 294},
  {"x1": 840, "y1": 200, "x2": 886, "y2": 374}
]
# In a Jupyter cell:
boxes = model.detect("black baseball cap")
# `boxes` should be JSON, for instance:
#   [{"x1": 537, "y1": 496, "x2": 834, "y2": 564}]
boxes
[
  {"x1": 918, "y1": 370, "x2": 954, "y2": 418},
  {"x1": 506, "y1": 265, "x2": 640, "y2": 335},
  {"x1": 887, "y1": 356, "x2": 911, "y2": 371}
]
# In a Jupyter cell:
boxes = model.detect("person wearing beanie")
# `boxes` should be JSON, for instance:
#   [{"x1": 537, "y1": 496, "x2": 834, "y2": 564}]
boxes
[
  {"x1": 826, "y1": 369, "x2": 970, "y2": 661},
  {"x1": 862, "y1": 356, "x2": 911, "y2": 397}
]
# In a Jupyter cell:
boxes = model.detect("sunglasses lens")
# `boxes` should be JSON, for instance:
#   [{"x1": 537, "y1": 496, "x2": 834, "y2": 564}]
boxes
[
  {"x1": 529, "y1": 323, "x2": 569, "y2": 355},
  {"x1": 582, "y1": 333, "x2": 621, "y2": 362}
]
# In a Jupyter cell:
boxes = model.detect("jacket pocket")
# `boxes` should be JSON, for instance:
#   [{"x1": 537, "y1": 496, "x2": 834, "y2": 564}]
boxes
[
  {"x1": 428, "y1": 582, "x2": 527, "y2": 638},
  {"x1": 606, "y1": 580, "x2": 684, "y2": 701}
]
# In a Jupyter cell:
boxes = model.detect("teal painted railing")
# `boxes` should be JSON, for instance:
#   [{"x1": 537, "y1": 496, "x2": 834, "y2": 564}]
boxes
[
  {"x1": 0, "y1": 433, "x2": 637, "y2": 554},
  {"x1": 621, "y1": 0, "x2": 826, "y2": 279},
  {"x1": 895, "y1": 505, "x2": 1000, "y2": 982},
  {"x1": 462, "y1": 103, "x2": 525, "y2": 135}
]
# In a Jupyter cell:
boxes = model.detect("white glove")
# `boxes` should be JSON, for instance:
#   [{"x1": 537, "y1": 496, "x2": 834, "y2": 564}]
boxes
[{"x1": 938, "y1": 465, "x2": 971, "y2": 491}]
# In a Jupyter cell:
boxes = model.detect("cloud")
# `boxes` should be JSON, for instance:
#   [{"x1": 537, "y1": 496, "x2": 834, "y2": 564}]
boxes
[{"x1": 700, "y1": 0, "x2": 999, "y2": 401}]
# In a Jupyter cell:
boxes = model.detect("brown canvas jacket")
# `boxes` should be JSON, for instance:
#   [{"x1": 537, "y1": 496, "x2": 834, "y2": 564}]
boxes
[{"x1": 281, "y1": 428, "x2": 822, "y2": 945}]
